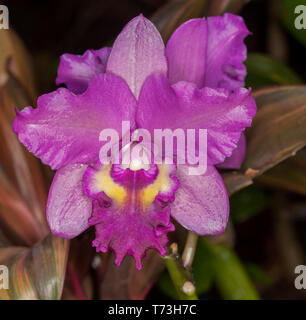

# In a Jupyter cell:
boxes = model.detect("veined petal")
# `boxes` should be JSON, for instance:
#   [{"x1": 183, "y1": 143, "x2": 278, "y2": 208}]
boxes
[
  {"x1": 106, "y1": 14, "x2": 167, "y2": 99},
  {"x1": 166, "y1": 19, "x2": 207, "y2": 88},
  {"x1": 170, "y1": 165, "x2": 229, "y2": 235},
  {"x1": 56, "y1": 47, "x2": 111, "y2": 94},
  {"x1": 47, "y1": 163, "x2": 92, "y2": 238},
  {"x1": 166, "y1": 14, "x2": 250, "y2": 90},
  {"x1": 137, "y1": 74, "x2": 256, "y2": 165},
  {"x1": 83, "y1": 161, "x2": 178, "y2": 269},
  {"x1": 217, "y1": 133, "x2": 246, "y2": 170},
  {"x1": 13, "y1": 73, "x2": 137, "y2": 170}
]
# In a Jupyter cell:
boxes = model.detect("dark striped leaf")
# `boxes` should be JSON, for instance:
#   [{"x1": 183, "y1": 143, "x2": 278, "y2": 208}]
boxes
[
  {"x1": 222, "y1": 171, "x2": 252, "y2": 196},
  {"x1": 257, "y1": 148, "x2": 306, "y2": 196},
  {"x1": 222, "y1": 85, "x2": 306, "y2": 196},
  {"x1": 0, "y1": 72, "x2": 49, "y2": 244},
  {"x1": 0, "y1": 234, "x2": 69, "y2": 300},
  {"x1": 0, "y1": 29, "x2": 37, "y2": 101},
  {"x1": 243, "y1": 86, "x2": 306, "y2": 177},
  {"x1": 0, "y1": 171, "x2": 44, "y2": 245}
]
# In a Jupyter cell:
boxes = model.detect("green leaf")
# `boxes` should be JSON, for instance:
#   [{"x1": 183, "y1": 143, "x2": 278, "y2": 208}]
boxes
[
  {"x1": 205, "y1": 240, "x2": 260, "y2": 300},
  {"x1": 230, "y1": 185, "x2": 270, "y2": 223},
  {"x1": 192, "y1": 238, "x2": 215, "y2": 295},
  {"x1": 281, "y1": 0, "x2": 306, "y2": 48},
  {"x1": 157, "y1": 269, "x2": 178, "y2": 299},
  {"x1": 245, "y1": 53, "x2": 301, "y2": 88},
  {"x1": 0, "y1": 234, "x2": 69, "y2": 300}
]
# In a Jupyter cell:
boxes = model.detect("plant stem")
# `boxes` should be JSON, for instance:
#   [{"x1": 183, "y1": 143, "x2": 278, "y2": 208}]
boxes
[
  {"x1": 182, "y1": 232, "x2": 198, "y2": 269},
  {"x1": 164, "y1": 243, "x2": 198, "y2": 300}
]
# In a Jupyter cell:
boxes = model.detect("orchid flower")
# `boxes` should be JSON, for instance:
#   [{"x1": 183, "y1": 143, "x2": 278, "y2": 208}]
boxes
[{"x1": 13, "y1": 14, "x2": 256, "y2": 269}]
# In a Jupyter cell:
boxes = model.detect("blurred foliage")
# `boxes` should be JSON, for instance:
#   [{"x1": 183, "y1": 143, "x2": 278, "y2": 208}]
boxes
[
  {"x1": 0, "y1": 234, "x2": 69, "y2": 300},
  {"x1": 245, "y1": 53, "x2": 301, "y2": 88},
  {"x1": 230, "y1": 185, "x2": 270, "y2": 223},
  {"x1": 100, "y1": 251, "x2": 165, "y2": 300},
  {"x1": 0, "y1": 29, "x2": 37, "y2": 101},
  {"x1": 244, "y1": 262, "x2": 272, "y2": 286},
  {"x1": 243, "y1": 86, "x2": 306, "y2": 177},
  {"x1": 257, "y1": 149, "x2": 306, "y2": 196},
  {"x1": 0, "y1": 72, "x2": 48, "y2": 245},
  {"x1": 153, "y1": 0, "x2": 247, "y2": 41},
  {"x1": 207, "y1": 241, "x2": 260, "y2": 300},
  {"x1": 221, "y1": 85, "x2": 306, "y2": 197}
]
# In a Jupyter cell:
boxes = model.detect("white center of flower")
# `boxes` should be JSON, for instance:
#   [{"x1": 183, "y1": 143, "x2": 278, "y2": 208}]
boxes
[{"x1": 121, "y1": 142, "x2": 151, "y2": 171}]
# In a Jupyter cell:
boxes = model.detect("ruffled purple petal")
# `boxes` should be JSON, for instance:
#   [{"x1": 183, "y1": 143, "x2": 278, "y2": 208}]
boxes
[
  {"x1": 170, "y1": 165, "x2": 229, "y2": 235},
  {"x1": 13, "y1": 73, "x2": 137, "y2": 170},
  {"x1": 47, "y1": 163, "x2": 92, "y2": 238},
  {"x1": 217, "y1": 133, "x2": 246, "y2": 170},
  {"x1": 137, "y1": 74, "x2": 256, "y2": 165},
  {"x1": 205, "y1": 14, "x2": 250, "y2": 90},
  {"x1": 166, "y1": 14, "x2": 250, "y2": 90},
  {"x1": 83, "y1": 161, "x2": 178, "y2": 269},
  {"x1": 56, "y1": 47, "x2": 111, "y2": 94},
  {"x1": 106, "y1": 14, "x2": 167, "y2": 99}
]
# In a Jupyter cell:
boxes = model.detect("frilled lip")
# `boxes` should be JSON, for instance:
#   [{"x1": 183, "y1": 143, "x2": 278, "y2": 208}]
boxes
[
  {"x1": 13, "y1": 13, "x2": 256, "y2": 269},
  {"x1": 83, "y1": 161, "x2": 179, "y2": 269}
]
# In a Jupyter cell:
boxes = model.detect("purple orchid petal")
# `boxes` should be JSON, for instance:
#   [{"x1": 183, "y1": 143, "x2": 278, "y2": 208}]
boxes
[
  {"x1": 13, "y1": 73, "x2": 137, "y2": 170},
  {"x1": 83, "y1": 161, "x2": 178, "y2": 269},
  {"x1": 47, "y1": 163, "x2": 92, "y2": 238},
  {"x1": 166, "y1": 18, "x2": 207, "y2": 88},
  {"x1": 217, "y1": 133, "x2": 246, "y2": 170},
  {"x1": 170, "y1": 165, "x2": 229, "y2": 235},
  {"x1": 106, "y1": 14, "x2": 167, "y2": 99},
  {"x1": 56, "y1": 47, "x2": 111, "y2": 94},
  {"x1": 205, "y1": 14, "x2": 250, "y2": 90},
  {"x1": 137, "y1": 74, "x2": 256, "y2": 165},
  {"x1": 166, "y1": 14, "x2": 250, "y2": 90}
]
